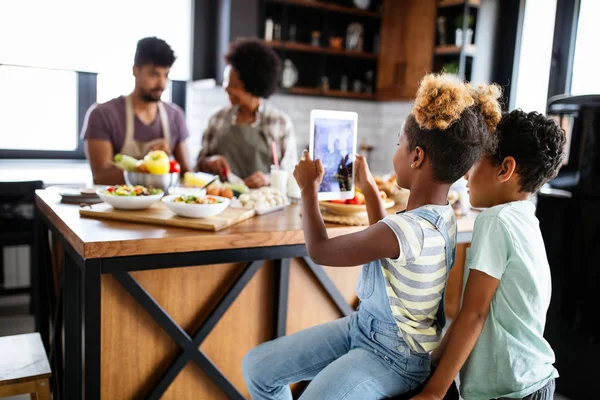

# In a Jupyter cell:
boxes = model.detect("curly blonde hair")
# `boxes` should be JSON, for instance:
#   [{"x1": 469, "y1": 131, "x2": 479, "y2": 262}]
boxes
[
  {"x1": 469, "y1": 82, "x2": 503, "y2": 133},
  {"x1": 403, "y1": 73, "x2": 503, "y2": 183},
  {"x1": 412, "y1": 73, "x2": 502, "y2": 133}
]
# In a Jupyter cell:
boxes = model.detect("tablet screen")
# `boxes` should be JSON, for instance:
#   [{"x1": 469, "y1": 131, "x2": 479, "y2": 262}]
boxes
[{"x1": 313, "y1": 117, "x2": 355, "y2": 194}]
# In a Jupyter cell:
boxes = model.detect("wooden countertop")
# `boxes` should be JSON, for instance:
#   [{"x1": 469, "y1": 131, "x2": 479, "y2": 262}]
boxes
[{"x1": 36, "y1": 190, "x2": 477, "y2": 260}]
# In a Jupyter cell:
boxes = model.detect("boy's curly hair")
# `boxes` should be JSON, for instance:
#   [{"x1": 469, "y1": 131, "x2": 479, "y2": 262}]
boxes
[
  {"x1": 405, "y1": 73, "x2": 502, "y2": 183},
  {"x1": 491, "y1": 110, "x2": 567, "y2": 193}
]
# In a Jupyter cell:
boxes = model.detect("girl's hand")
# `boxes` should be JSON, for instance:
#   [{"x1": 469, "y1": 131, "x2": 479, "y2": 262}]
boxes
[
  {"x1": 354, "y1": 154, "x2": 376, "y2": 192},
  {"x1": 293, "y1": 150, "x2": 324, "y2": 194}
]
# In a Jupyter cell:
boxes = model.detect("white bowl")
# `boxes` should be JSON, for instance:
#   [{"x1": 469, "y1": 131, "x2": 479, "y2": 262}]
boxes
[
  {"x1": 97, "y1": 189, "x2": 164, "y2": 210},
  {"x1": 162, "y1": 195, "x2": 230, "y2": 218},
  {"x1": 168, "y1": 186, "x2": 207, "y2": 197}
]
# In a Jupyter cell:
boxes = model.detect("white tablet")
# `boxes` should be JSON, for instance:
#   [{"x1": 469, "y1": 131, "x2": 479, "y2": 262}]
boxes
[{"x1": 309, "y1": 109, "x2": 358, "y2": 201}]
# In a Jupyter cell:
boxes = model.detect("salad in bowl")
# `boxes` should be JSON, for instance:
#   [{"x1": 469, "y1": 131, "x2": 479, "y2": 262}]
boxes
[
  {"x1": 97, "y1": 185, "x2": 164, "y2": 210},
  {"x1": 162, "y1": 194, "x2": 230, "y2": 218}
]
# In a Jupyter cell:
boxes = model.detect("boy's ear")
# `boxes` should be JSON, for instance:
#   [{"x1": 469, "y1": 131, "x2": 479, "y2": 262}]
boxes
[{"x1": 497, "y1": 156, "x2": 517, "y2": 183}]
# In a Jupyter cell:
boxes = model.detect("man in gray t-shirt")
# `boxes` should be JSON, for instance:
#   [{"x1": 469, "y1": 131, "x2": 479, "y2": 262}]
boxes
[{"x1": 81, "y1": 37, "x2": 192, "y2": 184}]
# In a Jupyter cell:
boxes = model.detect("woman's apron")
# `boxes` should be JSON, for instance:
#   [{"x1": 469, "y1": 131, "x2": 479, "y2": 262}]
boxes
[
  {"x1": 120, "y1": 95, "x2": 171, "y2": 159},
  {"x1": 214, "y1": 108, "x2": 273, "y2": 179}
]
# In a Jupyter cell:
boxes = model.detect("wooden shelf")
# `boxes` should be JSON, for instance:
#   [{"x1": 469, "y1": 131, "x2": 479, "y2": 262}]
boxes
[
  {"x1": 285, "y1": 86, "x2": 376, "y2": 100},
  {"x1": 267, "y1": 40, "x2": 378, "y2": 60},
  {"x1": 434, "y1": 44, "x2": 476, "y2": 56},
  {"x1": 438, "y1": 0, "x2": 480, "y2": 8},
  {"x1": 266, "y1": 0, "x2": 381, "y2": 18}
]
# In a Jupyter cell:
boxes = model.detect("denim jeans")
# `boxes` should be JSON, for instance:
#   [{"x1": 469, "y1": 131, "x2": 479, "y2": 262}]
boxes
[
  {"x1": 242, "y1": 309, "x2": 430, "y2": 400},
  {"x1": 242, "y1": 209, "x2": 453, "y2": 399},
  {"x1": 494, "y1": 379, "x2": 555, "y2": 400}
]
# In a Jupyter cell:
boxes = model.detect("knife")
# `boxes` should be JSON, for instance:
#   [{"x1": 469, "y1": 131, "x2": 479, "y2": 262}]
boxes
[{"x1": 227, "y1": 172, "x2": 244, "y2": 185}]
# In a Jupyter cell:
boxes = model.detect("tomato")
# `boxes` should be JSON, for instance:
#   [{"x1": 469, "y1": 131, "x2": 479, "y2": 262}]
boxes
[
  {"x1": 169, "y1": 160, "x2": 181, "y2": 173},
  {"x1": 346, "y1": 196, "x2": 359, "y2": 205},
  {"x1": 107, "y1": 187, "x2": 115, "y2": 193}
]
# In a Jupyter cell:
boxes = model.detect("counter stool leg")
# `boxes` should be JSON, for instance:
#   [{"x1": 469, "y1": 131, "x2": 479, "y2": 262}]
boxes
[{"x1": 33, "y1": 378, "x2": 52, "y2": 400}]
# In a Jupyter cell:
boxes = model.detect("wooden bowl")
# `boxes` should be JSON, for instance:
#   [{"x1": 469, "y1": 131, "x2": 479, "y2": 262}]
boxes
[{"x1": 320, "y1": 198, "x2": 395, "y2": 215}]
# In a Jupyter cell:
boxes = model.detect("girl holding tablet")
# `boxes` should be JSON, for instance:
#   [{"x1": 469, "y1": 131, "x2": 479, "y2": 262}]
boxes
[{"x1": 242, "y1": 74, "x2": 502, "y2": 400}]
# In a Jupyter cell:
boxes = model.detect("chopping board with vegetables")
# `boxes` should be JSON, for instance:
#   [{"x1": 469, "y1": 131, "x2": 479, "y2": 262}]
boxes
[{"x1": 80, "y1": 201, "x2": 255, "y2": 231}]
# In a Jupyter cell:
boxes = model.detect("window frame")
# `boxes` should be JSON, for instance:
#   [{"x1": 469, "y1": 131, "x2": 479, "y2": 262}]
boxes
[
  {"x1": 546, "y1": 0, "x2": 581, "y2": 101},
  {"x1": 0, "y1": 71, "x2": 187, "y2": 160}
]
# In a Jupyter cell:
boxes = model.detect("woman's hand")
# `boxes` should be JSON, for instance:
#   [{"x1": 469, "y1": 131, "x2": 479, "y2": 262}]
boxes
[
  {"x1": 354, "y1": 154, "x2": 376, "y2": 193},
  {"x1": 203, "y1": 155, "x2": 231, "y2": 181},
  {"x1": 244, "y1": 171, "x2": 270, "y2": 188},
  {"x1": 293, "y1": 150, "x2": 324, "y2": 194}
]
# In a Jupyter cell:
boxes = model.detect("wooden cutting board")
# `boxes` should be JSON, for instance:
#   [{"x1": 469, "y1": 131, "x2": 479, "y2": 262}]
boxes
[{"x1": 79, "y1": 202, "x2": 256, "y2": 231}]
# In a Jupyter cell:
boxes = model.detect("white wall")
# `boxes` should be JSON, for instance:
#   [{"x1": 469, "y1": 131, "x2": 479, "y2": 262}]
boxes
[{"x1": 187, "y1": 84, "x2": 414, "y2": 175}]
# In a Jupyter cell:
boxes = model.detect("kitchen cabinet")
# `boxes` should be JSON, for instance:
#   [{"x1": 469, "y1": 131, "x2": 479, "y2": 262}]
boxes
[{"x1": 376, "y1": 0, "x2": 437, "y2": 101}]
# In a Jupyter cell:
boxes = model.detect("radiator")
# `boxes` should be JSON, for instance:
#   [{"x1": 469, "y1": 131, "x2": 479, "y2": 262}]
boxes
[{"x1": 2, "y1": 245, "x2": 30, "y2": 289}]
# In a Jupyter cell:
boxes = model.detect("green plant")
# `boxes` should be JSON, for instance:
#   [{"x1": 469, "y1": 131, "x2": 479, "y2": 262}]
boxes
[
  {"x1": 454, "y1": 14, "x2": 474, "y2": 29},
  {"x1": 442, "y1": 62, "x2": 459, "y2": 74}
]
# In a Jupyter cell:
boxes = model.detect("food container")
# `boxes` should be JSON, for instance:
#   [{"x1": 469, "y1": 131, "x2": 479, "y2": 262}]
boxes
[{"x1": 124, "y1": 171, "x2": 179, "y2": 192}]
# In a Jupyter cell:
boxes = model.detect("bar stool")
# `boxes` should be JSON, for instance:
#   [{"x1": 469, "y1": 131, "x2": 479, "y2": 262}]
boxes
[{"x1": 0, "y1": 333, "x2": 52, "y2": 399}]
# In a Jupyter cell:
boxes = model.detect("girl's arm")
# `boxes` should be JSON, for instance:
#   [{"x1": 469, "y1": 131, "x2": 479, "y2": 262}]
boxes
[
  {"x1": 411, "y1": 270, "x2": 500, "y2": 400},
  {"x1": 355, "y1": 154, "x2": 387, "y2": 225},
  {"x1": 294, "y1": 151, "x2": 399, "y2": 267}
]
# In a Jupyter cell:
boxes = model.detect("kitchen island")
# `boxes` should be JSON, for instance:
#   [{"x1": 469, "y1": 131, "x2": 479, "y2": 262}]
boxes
[{"x1": 34, "y1": 190, "x2": 475, "y2": 400}]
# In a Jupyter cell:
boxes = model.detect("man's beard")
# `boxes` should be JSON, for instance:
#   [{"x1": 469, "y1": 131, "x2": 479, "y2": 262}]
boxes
[{"x1": 141, "y1": 88, "x2": 163, "y2": 102}]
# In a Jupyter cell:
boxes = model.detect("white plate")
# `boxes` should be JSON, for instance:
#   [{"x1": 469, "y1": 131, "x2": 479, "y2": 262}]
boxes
[
  {"x1": 96, "y1": 189, "x2": 164, "y2": 210},
  {"x1": 162, "y1": 195, "x2": 230, "y2": 218}
]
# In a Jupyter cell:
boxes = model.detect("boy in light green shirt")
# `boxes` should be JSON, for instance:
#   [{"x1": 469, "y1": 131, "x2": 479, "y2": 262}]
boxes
[{"x1": 412, "y1": 110, "x2": 567, "y2": 400}]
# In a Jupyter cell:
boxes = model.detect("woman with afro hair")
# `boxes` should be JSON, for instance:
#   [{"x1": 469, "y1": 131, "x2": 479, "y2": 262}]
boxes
[{"x1": 196, "y1": 38, "x2": 297, "y2": 188}]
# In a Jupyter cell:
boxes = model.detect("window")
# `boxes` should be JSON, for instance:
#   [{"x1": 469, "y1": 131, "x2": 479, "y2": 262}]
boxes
[
  {"x1": 0, "y1": 0, "x2": 191, "y2": 158},
  {"x1": 0, "y1": 65, "x2": 78, "y2": 151},
  {"x1": 511, "y1": 0, "x2": 558, "y2": 112},
  {"x1": 0, "y1": 0, "x2": 191, "y2": 79},
  {"x1": 570, "y1": 0, "x2": 600, "y2": 95}
]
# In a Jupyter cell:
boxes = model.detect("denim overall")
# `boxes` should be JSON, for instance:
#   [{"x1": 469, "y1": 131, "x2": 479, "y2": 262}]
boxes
[{"x1": 243, "y1": 207, "x2": 455, "y2": 400}]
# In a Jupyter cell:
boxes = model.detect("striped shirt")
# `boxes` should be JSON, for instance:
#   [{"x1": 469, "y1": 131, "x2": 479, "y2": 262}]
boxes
[{"x1": 379, "y1": 204, "x2": 457, "y2": 353}]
